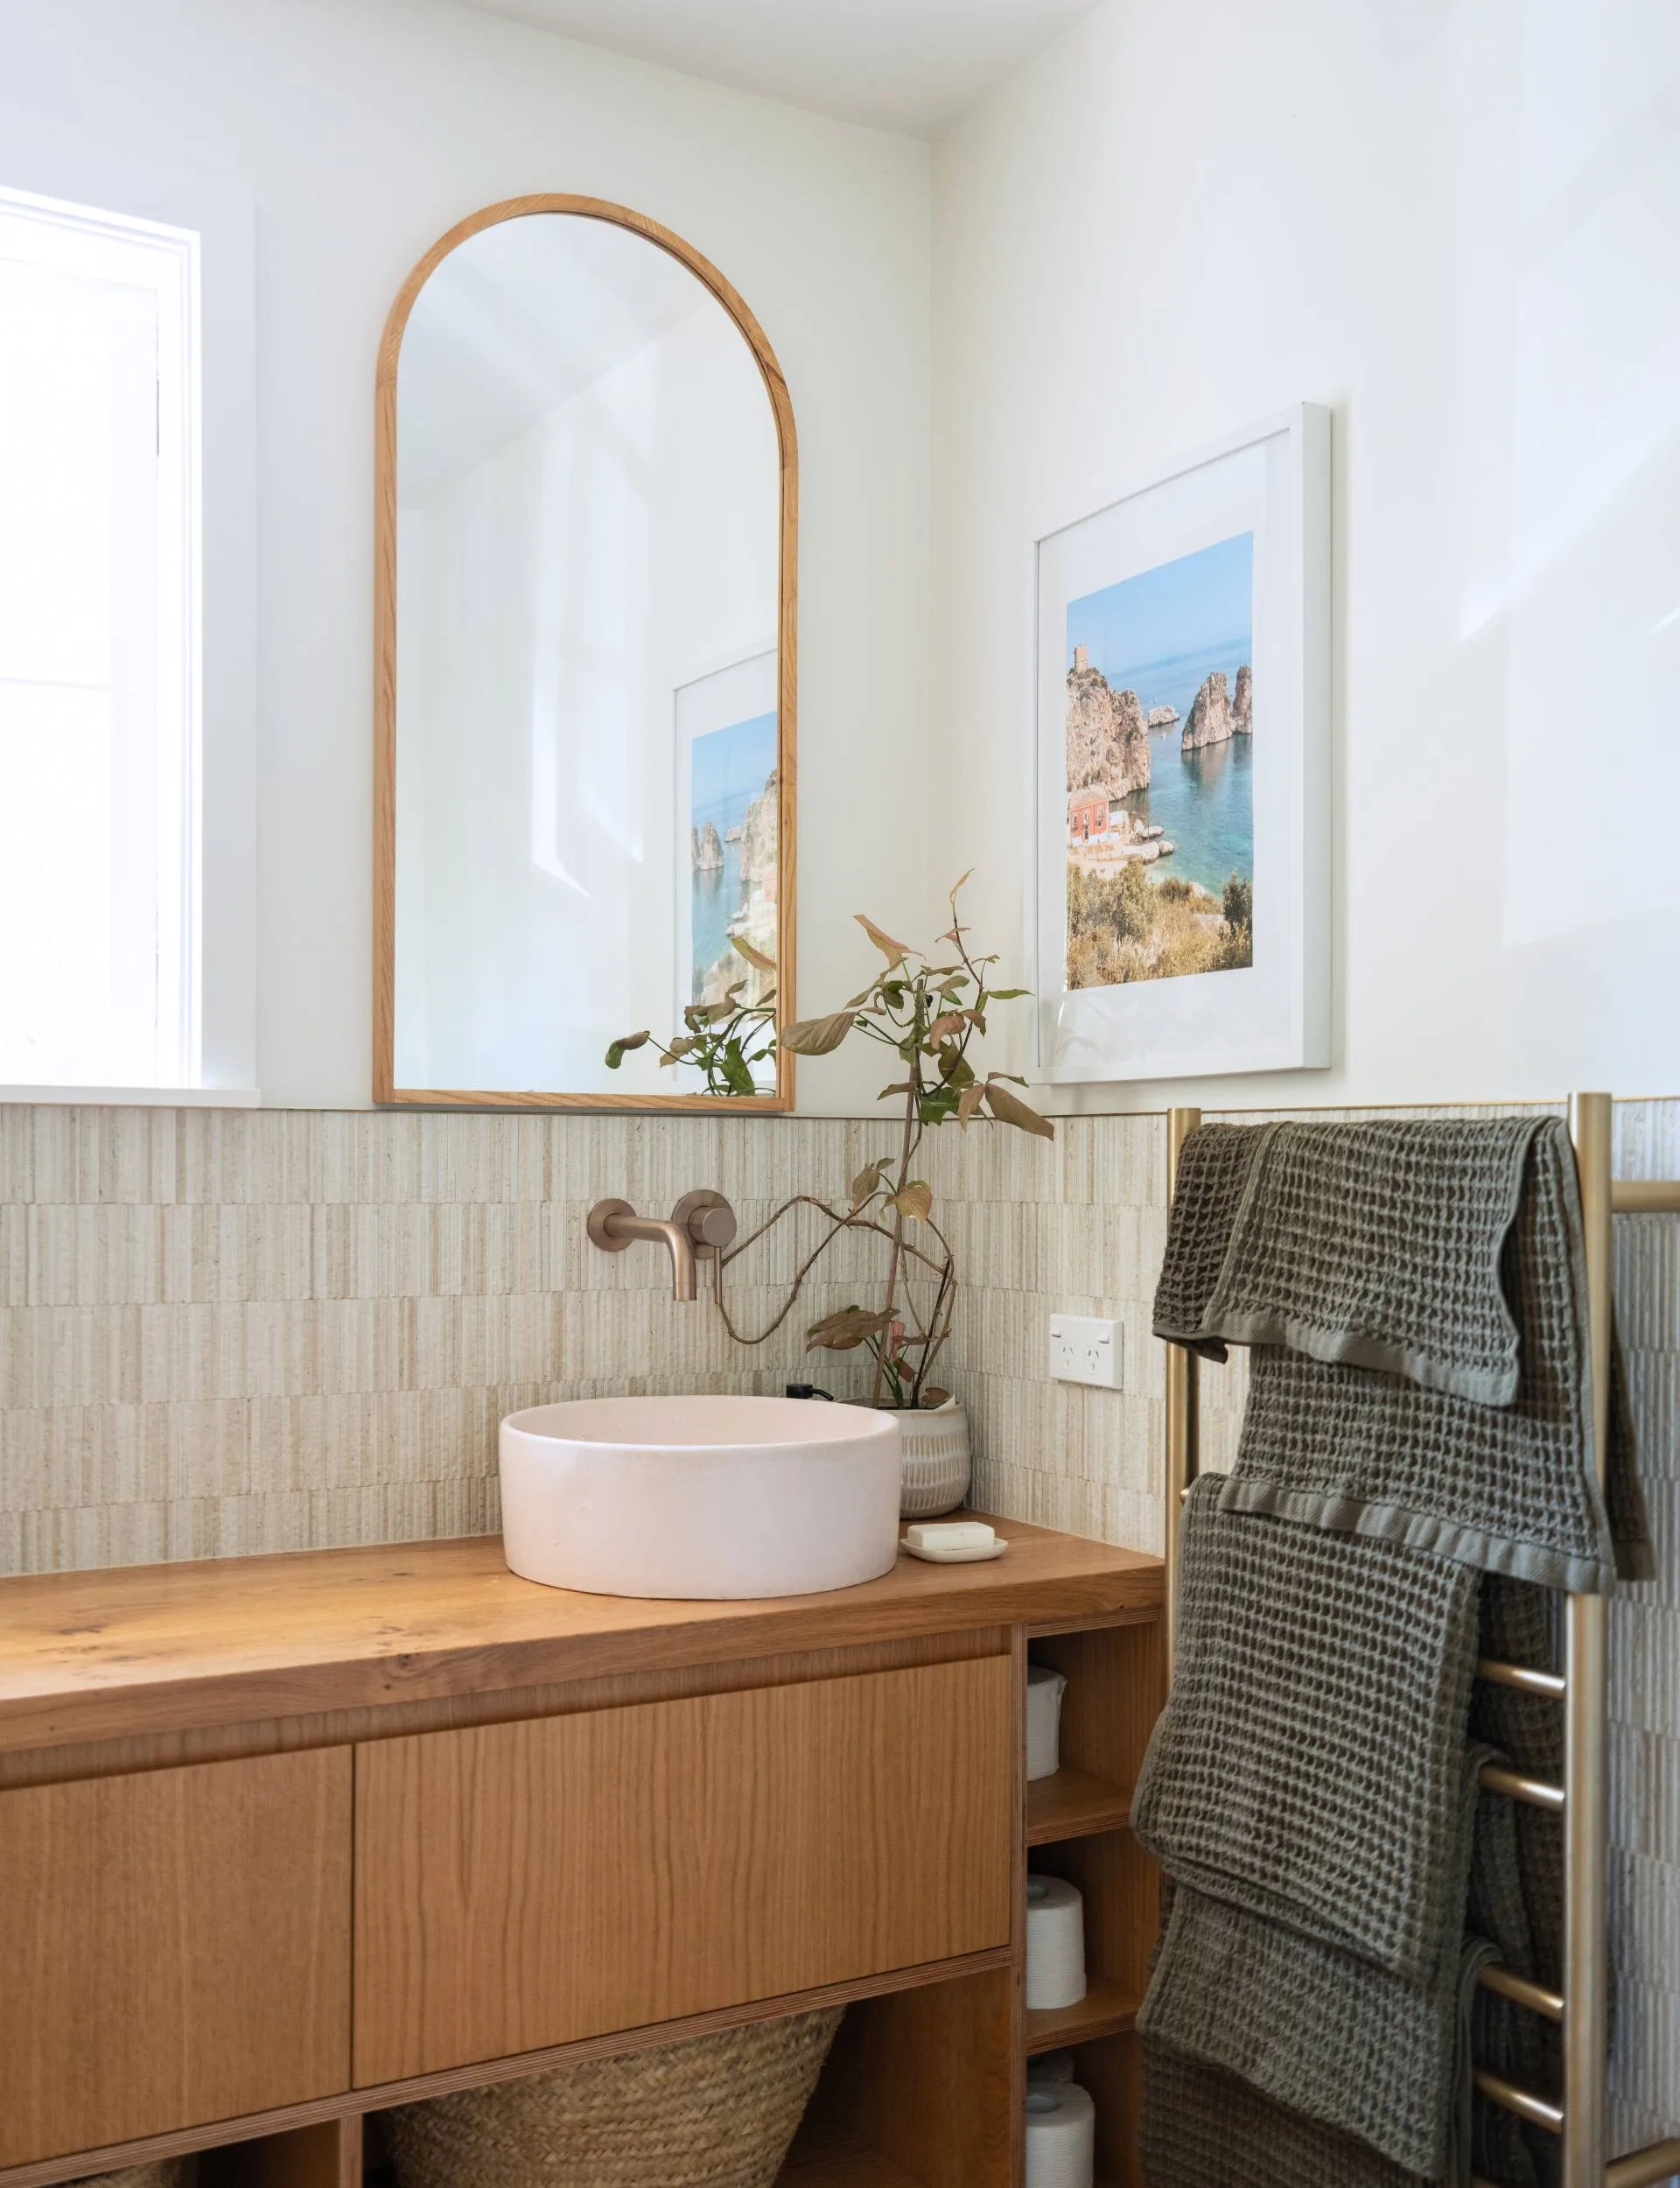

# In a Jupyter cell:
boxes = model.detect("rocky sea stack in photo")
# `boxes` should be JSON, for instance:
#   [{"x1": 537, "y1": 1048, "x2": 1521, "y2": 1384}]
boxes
[
  {"x1": 1067, "y1": 645, "x2": 1151, "y2": 798},
  {"x1": 1182, "y1": 670, "x2": 1238, "y2": 751},
  {"x1": 1233, "y1": 663, "x2": 1253, "y2": 735}
]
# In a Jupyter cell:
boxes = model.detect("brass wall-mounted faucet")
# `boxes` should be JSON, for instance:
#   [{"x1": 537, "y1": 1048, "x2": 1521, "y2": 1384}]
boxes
[{"x1": 586, "y1": 1192, "x2": 738, "y2": 1302}]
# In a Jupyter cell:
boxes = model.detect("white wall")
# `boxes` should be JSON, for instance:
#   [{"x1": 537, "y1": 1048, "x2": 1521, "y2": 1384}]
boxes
[
  {"x1": 0, "y1": 0, "x2": 931, "y2": 1109},
  {"x1": 932, "y1": 0, "x2": 1680, "y2": 1112}
]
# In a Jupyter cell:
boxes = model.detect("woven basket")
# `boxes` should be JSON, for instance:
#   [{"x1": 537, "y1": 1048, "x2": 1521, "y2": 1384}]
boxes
[{"x1": 382, "y1": 2005, "x2": 843, "y2": 2188}]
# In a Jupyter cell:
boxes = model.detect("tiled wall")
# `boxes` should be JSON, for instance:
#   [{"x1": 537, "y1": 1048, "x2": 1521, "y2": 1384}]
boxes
[
  {"x1": 0, "y1": 1091, "x2": 1674, "y2": 2156},
  {"x1": 0, "y1": 1105, "x2": 894, "y2": 1574}
]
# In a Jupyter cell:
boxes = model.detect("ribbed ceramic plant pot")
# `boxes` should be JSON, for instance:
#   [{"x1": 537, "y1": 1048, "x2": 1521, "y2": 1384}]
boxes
[
  {"x1": 382, "y1": 2005, "x2": 843, "y2": 2188},
  {"x1": 892, "y1": 1399, "x2": 971, "y2": 1518}
]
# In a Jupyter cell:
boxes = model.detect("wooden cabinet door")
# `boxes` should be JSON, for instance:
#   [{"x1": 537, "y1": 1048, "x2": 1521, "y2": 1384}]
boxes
[
  {"x1": 354, "y1": 1655, "x2": 1012, "y2": 2084},
  {"x1": 0, "y1": 1748, "x2": 352, "y2": 2167}
]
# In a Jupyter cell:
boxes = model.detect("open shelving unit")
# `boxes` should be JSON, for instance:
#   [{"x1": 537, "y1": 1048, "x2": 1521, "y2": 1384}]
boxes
[{"x1": 1021, "y1": 1609, "x2": 1165, "y2": 2188}]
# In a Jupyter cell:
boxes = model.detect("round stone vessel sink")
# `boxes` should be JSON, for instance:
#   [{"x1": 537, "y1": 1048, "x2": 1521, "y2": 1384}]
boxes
[{"x1": 499, "y1": 1394, "x2": 902, "y2": 1600}]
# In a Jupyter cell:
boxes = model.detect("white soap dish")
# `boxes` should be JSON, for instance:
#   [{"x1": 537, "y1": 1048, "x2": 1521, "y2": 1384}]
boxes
[
  {"x1": 900, "y1": 1521, "x2": 1009, "y2": 1564},
  {"x1": 902, "y1": 1537, "x2": 1008, "y2": 1563}
]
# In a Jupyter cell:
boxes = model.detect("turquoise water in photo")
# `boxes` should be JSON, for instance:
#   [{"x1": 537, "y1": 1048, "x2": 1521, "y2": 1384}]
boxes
[
  {"x1": 691, "y1": 845, "x2": 746, "y2": 999},
  {"x1": 1116, "y1": 634, "x2": 1253, "y2": 897},
  {"x1": 1121, "y1": 727, "x2": 1252, "y2": 899}
]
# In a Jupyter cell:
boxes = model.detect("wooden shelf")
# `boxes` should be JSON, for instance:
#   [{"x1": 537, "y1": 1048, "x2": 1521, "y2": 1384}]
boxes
[
  {"x1": 776, "y1": 2121, "x2": 921, "y2": 2187},
  {"x1": 1024, "y1": 1974, "x2": 1142, "y2": 2054},
  {"x1": 1026, "y1": 1765, "x2": 1131, "y2": 1846}
]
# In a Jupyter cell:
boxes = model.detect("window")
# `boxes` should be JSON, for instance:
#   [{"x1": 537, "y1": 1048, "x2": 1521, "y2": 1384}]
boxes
[{"x1": 0, "y1": 185, "x2": 200, "y2": 1089}]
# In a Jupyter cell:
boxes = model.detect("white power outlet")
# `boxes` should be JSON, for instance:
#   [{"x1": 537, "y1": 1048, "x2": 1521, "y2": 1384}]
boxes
[{"x1": 1047, "y1": 1313, "x2": 1123, "y2": 1389}]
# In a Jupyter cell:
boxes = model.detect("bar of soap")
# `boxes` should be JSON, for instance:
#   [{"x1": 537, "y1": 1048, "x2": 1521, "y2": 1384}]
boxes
[{"x1": 904, "y1": 1521, "x2": 996, "y2": 1554}]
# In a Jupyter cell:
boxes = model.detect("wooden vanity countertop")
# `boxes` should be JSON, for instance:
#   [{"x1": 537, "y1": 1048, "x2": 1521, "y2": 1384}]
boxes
[{"x1": 0, "y1": 1514, "x2": 1162, "y2": 1756}]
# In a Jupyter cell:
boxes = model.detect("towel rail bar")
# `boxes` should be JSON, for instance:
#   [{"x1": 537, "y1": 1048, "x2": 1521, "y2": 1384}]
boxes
[
  {"x1": 1479, "y1": 1963, "x2": 1566, "y2": 2021},
  {"x1": 1606, "y1": 2138, "x2": 1680, "y2": 2188},
  {"x1": 1477, "y1": 1657, "x2": 1568, "y2": 1700},
  {"x1": 1480, "y1": 1760, "x2": 1567, "y2": 1813},
  {"x1": 1161, "y1": 1098, "x2": 1680, "y2": 2188},
  {"x1": 1611, "y1": 1181, "x2": 1680, "y2": 1215},
  {"x1": 1476, "y1": 2069, "x2": 1566, "y2": 2134}
]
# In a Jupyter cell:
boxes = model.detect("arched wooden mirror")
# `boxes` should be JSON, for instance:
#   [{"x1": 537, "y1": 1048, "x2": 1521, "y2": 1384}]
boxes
[{"x1": 374, "y1": 197, "x2": 796, "y2": 1108}]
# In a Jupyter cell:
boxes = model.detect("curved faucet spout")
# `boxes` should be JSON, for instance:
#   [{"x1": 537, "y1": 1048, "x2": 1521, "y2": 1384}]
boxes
[
  {"x1": 608, "y1": 1214, "x2": 696, "y2": 1301},
  {"x1": 586, "y1": 1196, "x2": 732, "y2": 1302}
]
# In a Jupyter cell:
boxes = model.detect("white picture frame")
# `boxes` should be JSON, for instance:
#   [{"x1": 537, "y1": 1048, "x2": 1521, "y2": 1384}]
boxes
[{"x1": 1032, "y1": 403, "x2": 1331, "y2": 1083}]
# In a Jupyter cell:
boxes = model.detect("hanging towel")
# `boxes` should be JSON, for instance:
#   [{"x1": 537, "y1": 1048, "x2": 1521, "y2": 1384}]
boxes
[
  {"x1": 1138, "y1": 1840, "x2": 1497, "y2": 2177},
  {"x1": 1154, "y1": 1117, "x2": 1649, "y2": 1592},
  {"x1": 1142, "y1": 2037, "x2": 1435, "y2": 2188},
  {"x1": 1132, "y1": 1477, "x2": 1482, "y2": 1984},
  {"x1": 1152, "y1": 1116, "x2": 1542, "y2": 1400}
]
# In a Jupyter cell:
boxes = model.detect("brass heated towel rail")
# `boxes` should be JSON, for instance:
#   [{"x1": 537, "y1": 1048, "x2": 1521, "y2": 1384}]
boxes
[{"x1": 1162, "y1": 1094, "x2": 1680, "y2": 2188}]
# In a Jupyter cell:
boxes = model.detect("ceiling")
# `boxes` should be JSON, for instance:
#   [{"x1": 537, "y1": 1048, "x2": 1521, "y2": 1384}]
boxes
[{"x1": 450, "y1": 0, "x2": 1099, "y2": 135}]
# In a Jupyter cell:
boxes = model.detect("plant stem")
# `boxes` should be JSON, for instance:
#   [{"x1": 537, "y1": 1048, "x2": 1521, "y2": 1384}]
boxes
[{"x1": 870, "y1": 1019, "x2": 923, "y2": 1409}]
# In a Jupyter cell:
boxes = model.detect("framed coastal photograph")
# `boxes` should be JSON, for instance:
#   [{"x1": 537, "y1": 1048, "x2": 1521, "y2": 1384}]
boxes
[
  {"x1": 1033, "y1": 404, "x2": 1331, "y2": 1082},
  {"x1": 674, "y1": 649, "x2": 779, "y2": 1084}
]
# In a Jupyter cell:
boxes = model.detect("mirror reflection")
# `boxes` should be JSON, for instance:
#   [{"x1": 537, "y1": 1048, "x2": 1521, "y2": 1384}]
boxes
[{"x1": 385, "y1": 207, "x2": 790, "y2": 1104}]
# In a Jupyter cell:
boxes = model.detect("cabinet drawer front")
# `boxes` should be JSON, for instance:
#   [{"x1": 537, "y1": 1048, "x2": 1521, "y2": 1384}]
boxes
[
  {"x1": 0, "y1": 1748, "x2": 353, "y2": 2167},
  {"x1": 354, "y1": 1653, "x2": 1012, "y2": 2084}
]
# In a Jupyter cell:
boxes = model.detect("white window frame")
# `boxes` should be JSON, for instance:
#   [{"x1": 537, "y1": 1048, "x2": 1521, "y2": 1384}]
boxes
[{"x1": 0, "y1": 179, "x2": 256, "y2": 1105}]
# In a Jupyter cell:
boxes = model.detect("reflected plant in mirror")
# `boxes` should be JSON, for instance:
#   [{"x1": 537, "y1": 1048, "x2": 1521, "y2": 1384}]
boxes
[
  {"x1": 710, "y1": 878, "x2": 1054, "y2": 1411},
  {"x1": 606, "y1": 936, "x2": 777, "y2": 1098}
]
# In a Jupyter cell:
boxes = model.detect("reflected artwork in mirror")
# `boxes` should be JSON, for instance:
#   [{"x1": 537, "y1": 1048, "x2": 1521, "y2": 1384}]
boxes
[{"x1": 374, "y1": 198, "x2": 796, "y2": 1107}]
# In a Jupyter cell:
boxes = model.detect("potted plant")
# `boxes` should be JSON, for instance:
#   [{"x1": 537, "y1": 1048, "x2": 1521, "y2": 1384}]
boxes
[{"x1": 606, "y1": 878, "x2": 1052, "y2": 1515}]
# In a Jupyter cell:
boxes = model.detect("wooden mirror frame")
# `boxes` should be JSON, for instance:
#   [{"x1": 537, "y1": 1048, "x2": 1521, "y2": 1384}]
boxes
[{"x1": 373, "y1": 196, "x2": 798, "y2": 1111}]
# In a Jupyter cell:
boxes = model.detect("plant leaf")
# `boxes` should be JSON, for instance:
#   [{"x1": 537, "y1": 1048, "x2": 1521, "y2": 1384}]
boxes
[
  {"x1": 987, "y1": 986, "x2": 1030, "y2": 999},
  {"x1": 806, "y1": 1306, "x2": 894, "y2": 1351},
  {"x1": 983, "y1": 1079, "x2": 1056, "y2": 1140},
  {"x1": 889, "y1": 1181, "x2": 934, "y2": 1221},
  {"x1": 856, "y1": 914, "x2": 910, "y2": 966},
  {"x1": 936, "y1": 1047, "x2": 976, "y2": 1088},
  {"x1": 779, "y1": 1010, "x2": 856, "y2": 1055},
  {"x1": 926, "y1": 1012, "x2": 968, "y2": 1043},
  {"x1": 720, "y1": 1041, "x2": 758, "y2": 1097},
  {"x1": 850, "y1": 1160, "x2": 890, "y2": 1210},
  {"x1": 730, "y1": 935, "x2": 777, "y2": 973},
  {"x1": 921, "y1": 1385, "x2": 953, "y2": 1409},
  {"x1": 949, "y1": 869, "x2": 973, "y2": 900},
  {"x1": 956, "y1": 1083, "x2": 986, "y2": 1128},
  {"x1": 878, "y1": 1081, "x2": 914, "y2": 1099},
  {"x1": 604, "y1": 1030, "x2": 650, "y2": 1069}
]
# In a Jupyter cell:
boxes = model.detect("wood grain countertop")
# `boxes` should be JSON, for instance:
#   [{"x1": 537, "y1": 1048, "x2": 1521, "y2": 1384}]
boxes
[{"x1": 0, "y1": 1515, "x2": 1162, "y2": 1755}]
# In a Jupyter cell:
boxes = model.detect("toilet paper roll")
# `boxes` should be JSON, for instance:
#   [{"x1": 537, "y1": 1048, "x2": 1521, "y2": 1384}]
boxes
[
  {"x1": 1025, "y1": 1875, "x2": 1086, "y2": 2010},
  {"x1": 1026, "y1": 1665, "x2": 1067, "y2": 1781},
  {"x1": 1026, "y1": 2048, "x2": 1076, "y2": 2084},
  {"x1": 1024, "y1": 2080, "x2": 1096, "y2": 2188}
]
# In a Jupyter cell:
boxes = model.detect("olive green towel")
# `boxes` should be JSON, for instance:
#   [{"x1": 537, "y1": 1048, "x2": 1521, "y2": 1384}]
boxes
[{"x1": 1154, "y1": 1116, "x2": 1649, "y2": 1593}]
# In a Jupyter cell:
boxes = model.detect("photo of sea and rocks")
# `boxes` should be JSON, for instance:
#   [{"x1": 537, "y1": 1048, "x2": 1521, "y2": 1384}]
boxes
[
  {"x1": 1064, "y1": 531, "x2": 1255, "y2": 988},
  {"x1": 690, "y1": 708, "x2": 778, "y2": 1006}
]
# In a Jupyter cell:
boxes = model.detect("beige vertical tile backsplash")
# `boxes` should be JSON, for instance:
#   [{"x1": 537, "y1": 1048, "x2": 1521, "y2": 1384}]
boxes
[{"x1": 0, "y1": 1105, "x2": 891, "y2": 1574}]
